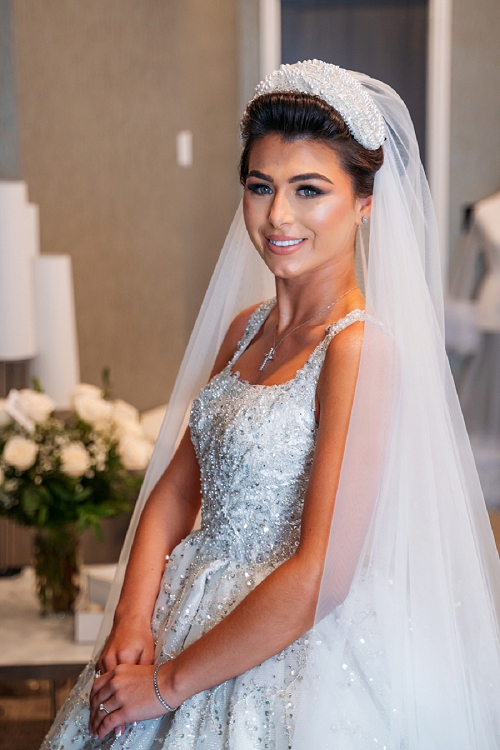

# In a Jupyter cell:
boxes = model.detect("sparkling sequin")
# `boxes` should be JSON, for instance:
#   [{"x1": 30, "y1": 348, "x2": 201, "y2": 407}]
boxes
[{"x1": 41, "y1": 302, "x2": 365, "y2": 749}]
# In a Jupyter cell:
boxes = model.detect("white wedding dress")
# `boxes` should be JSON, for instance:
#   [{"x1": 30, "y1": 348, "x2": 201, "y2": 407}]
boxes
[{"x1": 42, "y1": 302, "x2": 388, "y2": 750}]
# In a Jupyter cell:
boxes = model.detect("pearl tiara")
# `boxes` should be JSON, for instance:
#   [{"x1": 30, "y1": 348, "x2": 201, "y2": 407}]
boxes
[{"x1": 247, "y1": 60, "x2": 385, "y2": 151}]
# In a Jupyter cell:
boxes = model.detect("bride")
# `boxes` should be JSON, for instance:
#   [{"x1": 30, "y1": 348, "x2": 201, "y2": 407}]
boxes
[{"x1": 42, "y1": 61, "x2": 500, "y2": 749}]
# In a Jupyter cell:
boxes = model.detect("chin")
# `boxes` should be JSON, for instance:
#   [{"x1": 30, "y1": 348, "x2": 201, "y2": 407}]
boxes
[{"x1": 261, "y1": 253, "x2": 307, "y2": 279}]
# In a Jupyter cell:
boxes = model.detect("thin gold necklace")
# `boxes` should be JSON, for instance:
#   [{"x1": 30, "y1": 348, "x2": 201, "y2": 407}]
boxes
[{"x1": 259, "y1": 286, "x2": 359, "y2": 372}]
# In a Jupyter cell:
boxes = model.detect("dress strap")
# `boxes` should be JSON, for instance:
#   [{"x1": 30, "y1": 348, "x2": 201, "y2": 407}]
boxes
[
  {"x1": 300, "y1": 309, "x2": 367, "y2": 378},
  {"x1": 228, "y1": 299, "x2": 276, "y2": 368},
  {"x1": 324, "y1": 308, "x2": 366, "y2": 342}
]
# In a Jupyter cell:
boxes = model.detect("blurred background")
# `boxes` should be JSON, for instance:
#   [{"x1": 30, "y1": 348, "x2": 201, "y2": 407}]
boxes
[{"x1": 0, "y1": 1, "x2": 499, "y2": 746}]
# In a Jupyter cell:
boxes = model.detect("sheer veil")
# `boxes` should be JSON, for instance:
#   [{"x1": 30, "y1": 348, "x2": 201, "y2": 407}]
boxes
[
  {"x1": 292, "y1": 73, "x2": 500, "y2": 748},
  {"x1": 95, "y1": 69, "x2": 500, "y2": 747}
]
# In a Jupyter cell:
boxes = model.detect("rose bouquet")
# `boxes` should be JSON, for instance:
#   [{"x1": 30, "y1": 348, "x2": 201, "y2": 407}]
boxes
[{"x1": 0, "y1": 383, "x2": 153, "y2": 613}]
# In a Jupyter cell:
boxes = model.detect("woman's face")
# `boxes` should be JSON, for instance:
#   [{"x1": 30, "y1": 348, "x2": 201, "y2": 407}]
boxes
[{"x1": 243, "y1": 134, "x2": 371, "y2": 280}]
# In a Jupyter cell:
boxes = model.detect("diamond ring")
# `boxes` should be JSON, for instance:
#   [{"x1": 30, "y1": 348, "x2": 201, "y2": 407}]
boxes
[{"x1": 99, "y1": 702, "x2": 110, "y2": 715}]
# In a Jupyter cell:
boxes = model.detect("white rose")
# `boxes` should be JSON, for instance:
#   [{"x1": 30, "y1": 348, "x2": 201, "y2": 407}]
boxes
[
  {"x1": 0, "y1": 399, "x2": 11, "y2": 427},
  {"x1": 3, "y1": 436, "x2": 38, "y2": 471},
  {"x1": 115, "y1": 419, "x2": 145, "y2": 440},
  {"x1": 71, "y1": 383, "x2": 103, "y2": 404},
  {"x1": 60, "y1": 442, "x2": 92, "y2": 478},
  {"x1": 112, "y1": 399, "x2": 144, "y2": 439},
  {"x1": 19, "y1": 389, "x2": 55, "y2": 424},
  {"x1": 118, "y1": 435, "x2": 153, "y2": 471},
  {"x1": 0, "y1": 467, "x2": 4, "y2": 485},
  {"x1": 113, "y1": 399, "x2": 140, "y2": 425},
  {"x1": 74, "y1": 394, "x2": 113, "y2": 425}
]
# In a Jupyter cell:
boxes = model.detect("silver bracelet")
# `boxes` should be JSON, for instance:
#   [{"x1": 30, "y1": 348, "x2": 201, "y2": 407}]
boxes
[{"x1": 153, "y1": 663, "x2": 177, "y2": 713}]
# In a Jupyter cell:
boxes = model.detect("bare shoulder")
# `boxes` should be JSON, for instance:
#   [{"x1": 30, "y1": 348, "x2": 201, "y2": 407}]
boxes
[
  {"x1": 323, "y1": 320, "x2": 365, "y2": 371},
  {"x1": 317, "y1": 320, "x2": 365, "y2": 406},
  {"x1": 210, "y1": 302, "x2": 262, "y2": 377}
]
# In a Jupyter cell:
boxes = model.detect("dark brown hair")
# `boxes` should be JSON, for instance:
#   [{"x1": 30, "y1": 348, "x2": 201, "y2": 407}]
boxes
[{"x1": 239, "y1": 91, "x2": 384, "y2": 198}]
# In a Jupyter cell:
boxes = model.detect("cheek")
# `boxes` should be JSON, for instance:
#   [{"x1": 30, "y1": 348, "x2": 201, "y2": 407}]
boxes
[
  {"x1": 243, "y1": 193, "x2": 269, "y2": 240},
  {"x1": 242, "y1": 192, "x2": 257, "y2": 233},
  {"x1": 243, "y1": 193, "x2": 265, "y2": 251},
  {"x1": 304, "y1": 197, "x2": 355, "y2": 234}
]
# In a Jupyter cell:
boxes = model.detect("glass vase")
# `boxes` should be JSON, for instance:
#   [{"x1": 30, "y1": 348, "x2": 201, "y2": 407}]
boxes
[{"x1": 33, "y1": 525, "x2": 80, "y2": 615}]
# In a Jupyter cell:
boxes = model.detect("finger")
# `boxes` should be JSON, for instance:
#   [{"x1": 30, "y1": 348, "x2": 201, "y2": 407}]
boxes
[
  {"x1": 115, "y1": 723, "x2": 126, "y2": 737},
  {"x1": 96, "y1": 655, "x2": 105, "y2": 674},
  {"x1": 95, "y1": 706, "x2": 128, "y2": 740},
  {"x1": 90, "y1": 683, "x2": 119, "y2": 726},
  {"x1": 115, "y1": 647, "x2": 142, "y2": 666},
  {"x1": 91, "y1": 691, "x2": 122, "y2": 736},
  {"x1": 138, "y1": 644, "x2": 155, "y2": 665},
  {"x1": 89, "y1": 679, "x2": 117, "y2": 732},
  {"x1": 96, "y1": 646, "x2": 112, "y2": 674},
  {"x1": 100, "y1": 651, "x2": 118, "y2": 672},
  {"x1": 90, "y1": 670, "x2": 113, "y2": 700}
]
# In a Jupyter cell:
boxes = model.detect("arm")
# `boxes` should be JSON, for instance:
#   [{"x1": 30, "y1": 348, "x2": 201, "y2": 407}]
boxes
[
  {"x1": 97, "y1": 428, "x2": 202, "y2": 673},
  {"x1": 97, "y1": 304, "x2": 259, "y2": 674},
  {"x1": 90, "y1": 321, "x2": 364, "y2": 738}
]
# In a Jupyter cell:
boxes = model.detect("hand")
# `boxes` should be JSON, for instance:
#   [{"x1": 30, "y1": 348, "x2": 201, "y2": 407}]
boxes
[
  {"x1": 97, "y1": 615, "x2": 155, "y2": 673},
  {"x1": 95, "y1": 615, "x2": 155, "y2": 736},
  {"x1": 89, "y1": 663, "x2": 178, "y2": 739}
]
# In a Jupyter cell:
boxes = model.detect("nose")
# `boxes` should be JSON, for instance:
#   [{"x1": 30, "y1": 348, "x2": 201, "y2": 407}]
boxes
[{"x1": 268, "y1": 189, "x2": 294, "y2": 228}]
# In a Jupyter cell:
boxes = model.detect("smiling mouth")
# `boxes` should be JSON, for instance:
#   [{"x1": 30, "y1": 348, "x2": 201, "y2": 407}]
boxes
[{"x1": 268, "y1": 238, "x2": 305, "y2": 247}]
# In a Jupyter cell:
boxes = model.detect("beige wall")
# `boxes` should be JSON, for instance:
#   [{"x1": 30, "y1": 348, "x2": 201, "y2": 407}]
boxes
[
  {"x1": 11, "y1": 0, "x2": 240, "y2": 412},
  {"x1": 449, "y1": 0, "x2": 500, "y2": 256}
]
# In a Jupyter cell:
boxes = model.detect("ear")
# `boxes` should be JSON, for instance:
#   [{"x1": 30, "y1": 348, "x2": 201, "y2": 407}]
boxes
[{"x1": 355, "y1": 195, "x2": 373, "y2": 225}]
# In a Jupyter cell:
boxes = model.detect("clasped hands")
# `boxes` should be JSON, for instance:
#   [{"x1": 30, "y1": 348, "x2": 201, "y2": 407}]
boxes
[{"x1": 88, "y1": 619, "x2": 179, "y2": 740}]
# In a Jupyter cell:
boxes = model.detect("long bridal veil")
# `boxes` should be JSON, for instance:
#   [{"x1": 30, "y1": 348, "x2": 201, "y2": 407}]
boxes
[
  {"x1": 94, "y1": 71, "x2": 500, "y2": 748},
  {"x1": 293, "y1": 74, "x2": 500, "y2": 748}
]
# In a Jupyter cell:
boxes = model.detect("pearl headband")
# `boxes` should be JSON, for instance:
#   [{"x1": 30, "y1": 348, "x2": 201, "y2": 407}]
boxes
[{"x1": 246, "y1": 59, "x2": 386, "y2": 151}]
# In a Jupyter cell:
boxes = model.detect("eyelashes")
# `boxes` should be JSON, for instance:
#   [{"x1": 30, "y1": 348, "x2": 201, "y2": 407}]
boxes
[
  {"x1": 297, "y1": 186, "x2": 324, "y2": 197},
  {"x1": 246, "y1": 183, "x2": 325, "y2": 198},
  {"x1": 247, "y1": 183, "x2": 273, "y2": 195}
]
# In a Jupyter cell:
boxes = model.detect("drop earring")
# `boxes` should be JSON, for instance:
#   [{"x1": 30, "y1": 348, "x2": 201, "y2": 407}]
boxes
[{"x1": 362, "y1": 216, "x2": 368, "y2": 225}]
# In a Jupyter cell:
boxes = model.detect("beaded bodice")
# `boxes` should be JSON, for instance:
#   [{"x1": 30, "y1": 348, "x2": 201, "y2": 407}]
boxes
[{"x1": 188, "y1": 300, "x2": 365, "y2": 567}]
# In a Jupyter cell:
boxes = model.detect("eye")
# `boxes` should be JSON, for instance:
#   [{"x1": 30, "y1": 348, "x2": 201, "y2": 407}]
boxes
[
  {"x1": 297, "y1": 185, "x2": 323, "y2": 198},
  {"x1": 247, "y1": 182, "x2": 273, "y2": 196}
]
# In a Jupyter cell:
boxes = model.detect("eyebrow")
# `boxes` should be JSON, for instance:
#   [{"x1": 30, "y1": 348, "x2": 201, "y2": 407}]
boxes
[
  {"x1": 247, "y1": 170, "x2": 333, "y2": 185},
  {"x1": 290, "y1": 172, "x2": 333, "y2": 185}
]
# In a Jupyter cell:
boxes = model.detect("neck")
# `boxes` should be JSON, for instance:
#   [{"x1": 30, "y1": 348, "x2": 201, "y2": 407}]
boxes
[{"x1": 273, "y1": 259, "x2": 359, "y2": 334}]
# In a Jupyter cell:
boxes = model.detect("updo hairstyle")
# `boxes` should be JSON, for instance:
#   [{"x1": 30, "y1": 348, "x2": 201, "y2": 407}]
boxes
[{"x1": 239, "y1": 92, "x2": 384, "y2": 198}]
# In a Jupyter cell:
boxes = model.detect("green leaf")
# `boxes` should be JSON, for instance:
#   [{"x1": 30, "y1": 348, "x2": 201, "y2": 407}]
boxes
[
  {"x1": 31, "y1": 376, "x2": 43, "y2": 393},
  {"x1": 74, "y1": 487, "x2": 93, "y2": 503},
  {"x1": 101, "y1": 367, "x2": 112, "y2": 400},
  {"x1": 21, "y1": 486, "x2": 41, "y2": 517},
  {"x1": 49, "y1": 483, "x2": 73, "y2": 503},
  {"x1": 37, "y1": 505, "x2": 48, "y2": 526}
]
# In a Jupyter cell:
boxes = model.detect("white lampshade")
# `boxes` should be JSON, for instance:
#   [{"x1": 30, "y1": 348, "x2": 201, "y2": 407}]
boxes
[
  {"x1": 25, "y1": 202, "x2": 40, "y2": 258},
  {"x1": 29, "y1": 255, "x2": 80, "y2": 408},
  {"x1": 0, "y1": 181, "x2": 38, "y2": 360}
]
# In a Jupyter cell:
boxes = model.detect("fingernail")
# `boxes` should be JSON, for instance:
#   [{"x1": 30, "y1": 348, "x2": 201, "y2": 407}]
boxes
[{"x1": 116, "y1": 729, "x2": 122, "y2": 737}]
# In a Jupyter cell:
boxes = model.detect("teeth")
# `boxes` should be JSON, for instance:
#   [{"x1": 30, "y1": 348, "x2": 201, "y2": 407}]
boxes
[{"x1": 269, "y1": 238, "x2": 304, "y2": 247}]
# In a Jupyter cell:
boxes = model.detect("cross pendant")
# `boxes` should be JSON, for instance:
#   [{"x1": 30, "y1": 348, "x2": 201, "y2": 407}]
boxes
[{"x1": 259, "y1": 347, "x2": 275, "y2": 371}]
